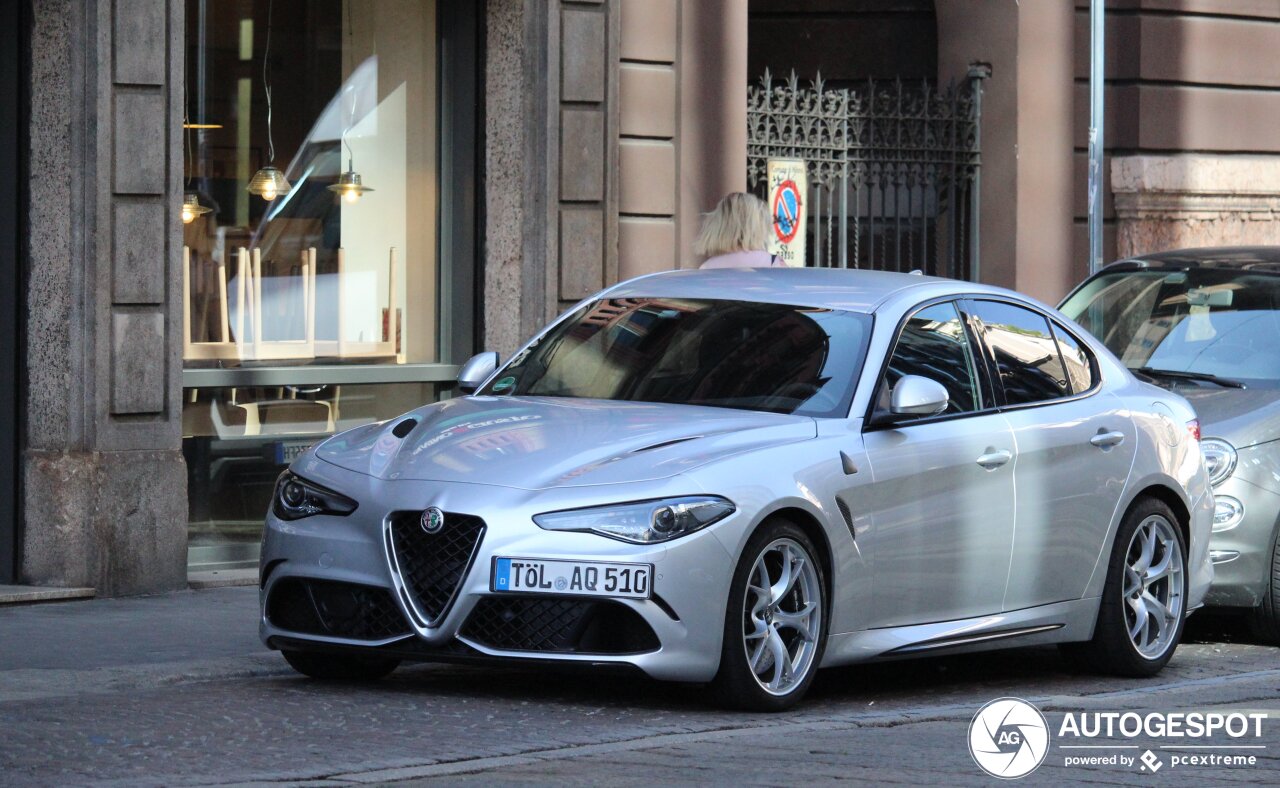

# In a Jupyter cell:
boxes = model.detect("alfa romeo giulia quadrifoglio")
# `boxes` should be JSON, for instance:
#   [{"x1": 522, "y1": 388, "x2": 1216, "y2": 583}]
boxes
[{"x1": 260, "y1": 268, "x2": 1213, "y2": 710}]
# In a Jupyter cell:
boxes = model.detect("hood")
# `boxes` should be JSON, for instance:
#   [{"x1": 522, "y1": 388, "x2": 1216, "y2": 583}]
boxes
[
  {"x1": 1176, "y1": 386, "x2": 1280, "y2": 450},
  {"x1": 314, "y1": 396, "x2": 817, "y2": 489}
]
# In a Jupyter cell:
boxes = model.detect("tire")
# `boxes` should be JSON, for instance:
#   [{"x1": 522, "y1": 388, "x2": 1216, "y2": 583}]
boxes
[
  {"x1": 1248, "y1": 524, "x2": 1280, "y2": 646},
  {"x1": 710, "y1": 519, "x2": 828, "y2": 711},
  {"x1": 281, "y1": 649, "x2": 401, "y2": 681},
  {"x1": 1068, "y1": 497, "x2": 1188, "y2": 677}
]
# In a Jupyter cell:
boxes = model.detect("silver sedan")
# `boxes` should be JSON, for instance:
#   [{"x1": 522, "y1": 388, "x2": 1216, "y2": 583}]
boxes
[
  {"x1": 259, "y1": 268, "x2": 1213, "y2": 710},
  {"x1": 1061, "y1": 246, "x2": 1280, "y2": 643}
]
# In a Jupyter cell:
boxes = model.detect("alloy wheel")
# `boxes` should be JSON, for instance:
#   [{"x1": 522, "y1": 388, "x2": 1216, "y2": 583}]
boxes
[
  {"x1": 741, "y1": 537, "x2": 823, "y2": 695},
  {"x1": 1122, "y1": 514, "x2": 1184, "y2": 659}
]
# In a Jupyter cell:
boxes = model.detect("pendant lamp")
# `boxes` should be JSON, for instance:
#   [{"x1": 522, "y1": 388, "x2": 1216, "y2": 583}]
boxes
[
  {"x1": 181, "y1": 193, "x2": 213, "y2": 224},
  {"x1": 327, "y1": 0, "x2": 373, "y2": 204},
  {"x1": 247, "y1": 0, "x2": 291, "y2": 201}
]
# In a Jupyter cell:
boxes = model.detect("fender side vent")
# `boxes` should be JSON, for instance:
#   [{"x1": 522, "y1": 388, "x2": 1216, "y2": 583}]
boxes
[{"x1": 836, "y1": 497, "x2": 855, "y2": 538}]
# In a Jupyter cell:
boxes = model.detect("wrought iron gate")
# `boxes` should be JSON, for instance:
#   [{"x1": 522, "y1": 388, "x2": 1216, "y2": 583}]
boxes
[{"x1": 748, "y1": 67, "x2": 989, "y2": 280}]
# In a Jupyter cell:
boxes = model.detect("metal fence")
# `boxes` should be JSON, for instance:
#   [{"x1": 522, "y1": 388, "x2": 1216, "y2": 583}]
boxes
[{"x1": 747, "y1": 67, "x2": 989, "y2": 280}]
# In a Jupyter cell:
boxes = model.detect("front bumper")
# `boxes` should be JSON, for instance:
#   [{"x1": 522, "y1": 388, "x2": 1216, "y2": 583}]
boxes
[
  {"x1": 1203, "y1": 475, "x2": 1280, "y2": 609},
  {"x1": 258, "y1": 464, "x2": 738, "y2": 683}
]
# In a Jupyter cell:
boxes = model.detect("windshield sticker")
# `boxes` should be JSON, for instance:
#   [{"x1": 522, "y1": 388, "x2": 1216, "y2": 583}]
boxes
[
  {"x1": 492, "y1": 376, "x2": 517, "y2": 393},
  {"x1": 1187, "y1": 304, "x2": 1216, "y2": 342}
]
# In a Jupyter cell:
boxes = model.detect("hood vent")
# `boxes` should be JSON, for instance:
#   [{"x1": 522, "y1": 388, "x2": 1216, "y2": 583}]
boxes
[
  {"x1": 391, "y1": 418, "x2": 419, "y2": 439},
  {"x1": 631, "y1": 435, "x2": 703, "y2": 454}
]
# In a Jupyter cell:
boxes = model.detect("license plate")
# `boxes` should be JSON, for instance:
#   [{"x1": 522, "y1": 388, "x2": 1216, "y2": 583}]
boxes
[
  {"x1": 491, "y1": 557, "x2": 652, "y2": 599},
  {"x1": 274, "y1": 440, "x2": 314, "y2": 464}
]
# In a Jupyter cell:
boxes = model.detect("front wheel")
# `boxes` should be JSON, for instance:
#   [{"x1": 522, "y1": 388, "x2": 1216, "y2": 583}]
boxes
[
  {"x1": 711, "y1": 519, "x2": 827, "y2": 711},
  {"x1": 282, "y1": 649, "x2": 400, "y2": 681},
  {"x1": 1068, "y1": 498, "x2": 1187, "y2": 677},
  {"x1": 1248, "y1": 524, "x2": 1280, "y2": 645}
]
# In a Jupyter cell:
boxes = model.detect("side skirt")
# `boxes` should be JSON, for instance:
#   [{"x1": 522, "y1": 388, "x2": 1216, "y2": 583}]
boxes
[{"x1": 820, "y1": 598, "x2": 1100, "y2": 667}]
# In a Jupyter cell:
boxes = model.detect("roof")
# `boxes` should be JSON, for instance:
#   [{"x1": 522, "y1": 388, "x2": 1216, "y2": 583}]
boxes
[
  {"x1": 1109, "y1": 246, "x2": 1280, "y2": 273},
  {"x1": 603, "y1": 267, "x2": 1017, "y2": 313}
]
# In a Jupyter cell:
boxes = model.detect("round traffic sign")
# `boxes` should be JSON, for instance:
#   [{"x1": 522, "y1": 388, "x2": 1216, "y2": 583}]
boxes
[{"x1": 772, "y1": 180, "x2": 802, "y2": 244}]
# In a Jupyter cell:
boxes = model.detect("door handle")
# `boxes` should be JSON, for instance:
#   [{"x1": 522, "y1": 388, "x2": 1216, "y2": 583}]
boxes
[
  {"x1": 1090, "y1": 430, "x2": 1126, "y2": 449},
  {"x1": 976, "y1": 449, "x2": 1013, "y2": 469}
]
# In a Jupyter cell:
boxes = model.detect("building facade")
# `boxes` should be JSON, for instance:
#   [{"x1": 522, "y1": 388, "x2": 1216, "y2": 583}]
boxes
[{"x1": 3, "y1": 0, "x2": 1277, "y2": 594}]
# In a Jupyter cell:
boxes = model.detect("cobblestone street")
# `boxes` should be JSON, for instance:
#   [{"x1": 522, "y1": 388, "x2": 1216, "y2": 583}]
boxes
[{"x1": 0, "y1": 588, "x2": 1276, "y2": 786}]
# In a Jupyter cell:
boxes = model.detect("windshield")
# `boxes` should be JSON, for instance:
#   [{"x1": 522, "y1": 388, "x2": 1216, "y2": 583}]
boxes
[
  {"x1": 1060, "y1": 268, "x2": 1280, "y2": 386},
  {"x1": 479, "y1": 297, "x2": 873, "y2": 417}
]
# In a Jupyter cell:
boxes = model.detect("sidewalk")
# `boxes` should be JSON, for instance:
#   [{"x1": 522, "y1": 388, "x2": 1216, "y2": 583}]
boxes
[{"x1": 0, "y1": 586, "x2": 284, "y2": 705}]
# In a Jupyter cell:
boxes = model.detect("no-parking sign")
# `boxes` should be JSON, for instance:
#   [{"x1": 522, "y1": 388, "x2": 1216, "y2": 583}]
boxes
[{"x1": 766, "y1": 158, "x2": 806, "y2": 266}]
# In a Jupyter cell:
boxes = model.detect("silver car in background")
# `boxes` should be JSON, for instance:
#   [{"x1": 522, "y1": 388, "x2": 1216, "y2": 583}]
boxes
[
  {"x1": 1062, "y1": 247, "x2": 1280, "y2": 643},
  {"x1": 261, "y1": 268, "x2": 1212, "y2": 710}
]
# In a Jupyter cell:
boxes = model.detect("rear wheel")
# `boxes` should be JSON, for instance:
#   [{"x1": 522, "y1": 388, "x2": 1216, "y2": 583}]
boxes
[
  {"x1": 281, "y1": 649, "x2": 400, "y2": 681},
  {"x1": 1068, "y1": 498, "x2": 1187, "y2": 676},
  {"x1": 711, "y1": 519, "x2": 827, "y2": 711},
  {"x1": 1248, "y1": 525, "x2": 1280, "y2": 645}
]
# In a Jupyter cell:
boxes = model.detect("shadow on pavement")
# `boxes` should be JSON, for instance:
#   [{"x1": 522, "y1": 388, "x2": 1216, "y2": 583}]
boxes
[{"x1": 254, "y1": 612, "x2": 1277, "y2": 715}]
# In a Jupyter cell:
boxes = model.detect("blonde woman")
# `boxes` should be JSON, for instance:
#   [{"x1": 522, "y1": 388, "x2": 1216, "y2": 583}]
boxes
[{"x1": 696, "y1": 193, "x2": 787, "y2": 268}]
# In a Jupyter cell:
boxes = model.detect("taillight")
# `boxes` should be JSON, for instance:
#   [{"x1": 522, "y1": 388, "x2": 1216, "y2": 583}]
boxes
[{"x1": 1186, "y1": 419, "x2": 1201, "y2": 442}]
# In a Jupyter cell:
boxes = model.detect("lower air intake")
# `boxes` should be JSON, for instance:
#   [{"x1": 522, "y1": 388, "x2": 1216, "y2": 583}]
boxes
[
  {"x1": 266, "y1": 578, "x2": 408, "y2": 641},
  {"x1": 461, "y1": 596, "x2": 660, "y2": 654}
]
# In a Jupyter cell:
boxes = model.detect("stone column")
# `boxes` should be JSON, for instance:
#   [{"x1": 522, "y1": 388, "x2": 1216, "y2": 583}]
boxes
[
  {"x1": 483, "y1": 0, "x2": 620, "y2": 356},
  {"x1": 23, "y1": 0, "x2": 187, "y2": 595},
  {"x1": 936, "y1": 0, "x2": 1076, "y2": 301},
  {"x1": 1112, "y1": 155, "x2": 1280, "y2": 258}
]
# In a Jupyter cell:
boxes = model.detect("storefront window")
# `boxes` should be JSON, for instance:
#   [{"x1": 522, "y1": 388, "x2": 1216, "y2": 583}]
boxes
[{"x1": 181, "y1": 0, "x2": 469, "y2": 571}]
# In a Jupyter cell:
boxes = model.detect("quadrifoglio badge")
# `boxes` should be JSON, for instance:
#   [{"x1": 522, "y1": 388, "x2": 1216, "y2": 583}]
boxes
[{"x1": 968, "y1": 698, "x2": 1269, "y2": 778}]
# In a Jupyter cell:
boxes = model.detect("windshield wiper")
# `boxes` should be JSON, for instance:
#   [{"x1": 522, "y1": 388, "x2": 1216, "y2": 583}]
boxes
[{"x1": 1134, "y1": 367, "x2": 1245, "y2": 389}]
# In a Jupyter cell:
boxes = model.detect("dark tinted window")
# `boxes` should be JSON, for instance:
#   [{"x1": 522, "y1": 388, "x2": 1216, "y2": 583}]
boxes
[
  {"x1": 482, "y1": 298, "x2": 873, "y2": 417},
  {"x1": 878, "y1": 301, "x2": 982, "y2": 418},
  {"x1": 1052, "y1": 322, "x2": 1095, "y2": 394},
  {"x1": 969, "y1": 301, "x2": 1070, "y2": 405}
]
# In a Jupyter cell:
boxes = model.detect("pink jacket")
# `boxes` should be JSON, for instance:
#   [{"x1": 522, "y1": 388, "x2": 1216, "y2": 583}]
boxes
[{"x1": 699, "y1": 250, "x2": 787, "y2": 269}]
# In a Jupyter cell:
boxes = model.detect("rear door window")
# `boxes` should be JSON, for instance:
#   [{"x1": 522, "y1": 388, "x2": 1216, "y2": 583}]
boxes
[
  {"x1": 1052, "y1": 322, "x2": 1096, "y2": 394},
  {"x1": 967, "y1": 300, "x2": 1071, "y2": 405}
]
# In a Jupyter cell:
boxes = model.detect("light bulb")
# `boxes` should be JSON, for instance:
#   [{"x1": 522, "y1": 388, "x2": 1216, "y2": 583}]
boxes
[
  {"x1": 182, "y1": 204, "x2": 196, "y2": 224},
  {"x1": 261, "y1": 184, "x2": 278, "y2": 201},
  {"x1": 342, "y1": 188, "x2": 360, "y2": 204}
]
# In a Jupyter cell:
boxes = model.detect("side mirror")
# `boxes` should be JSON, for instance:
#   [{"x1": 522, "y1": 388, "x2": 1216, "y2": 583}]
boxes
[
  {"x1": 457, "y1": 351, "x2": 499, "y2": 394},
  {"x1": 890, "y1": 375, "x2": 949, "y2": 418}
]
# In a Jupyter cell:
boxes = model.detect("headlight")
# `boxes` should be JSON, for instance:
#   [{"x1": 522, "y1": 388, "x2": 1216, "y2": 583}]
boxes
[
  {"x1": 272, "y1": 472, "x2": 358, "y2": 521},
  {"x1": 533, "y1": 496, "x2": 736, "y2": 544},
  {"x1": 1200, "y1": 439, "x2": 1238, "y2": 486},
  {"x1": 1212, "y1": 495, "x2": 1245, "y2": 532}
]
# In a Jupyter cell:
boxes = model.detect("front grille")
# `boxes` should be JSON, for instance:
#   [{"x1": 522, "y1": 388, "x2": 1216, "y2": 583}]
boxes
[
  {"x1": 387, "y1": 510, "x2": 486, "y2": 626},
  {"x1": 266, "y1": 578, "x2": 409, "y2": 640},
  {"x1": 461, "y1": 596, "x2": 660, "y2": 654}
]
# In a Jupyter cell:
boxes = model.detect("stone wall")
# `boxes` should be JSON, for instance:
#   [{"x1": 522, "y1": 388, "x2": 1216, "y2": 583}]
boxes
[
  {"x1": 484, "y1": 0, "x2": 745, "y2": 355},
  {"x1": 1112, "y1": 155, "x2": 1280, "y2": 258},
  {"x1": 22, "y1": 0, "x2": 187, "y2": 596}
]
